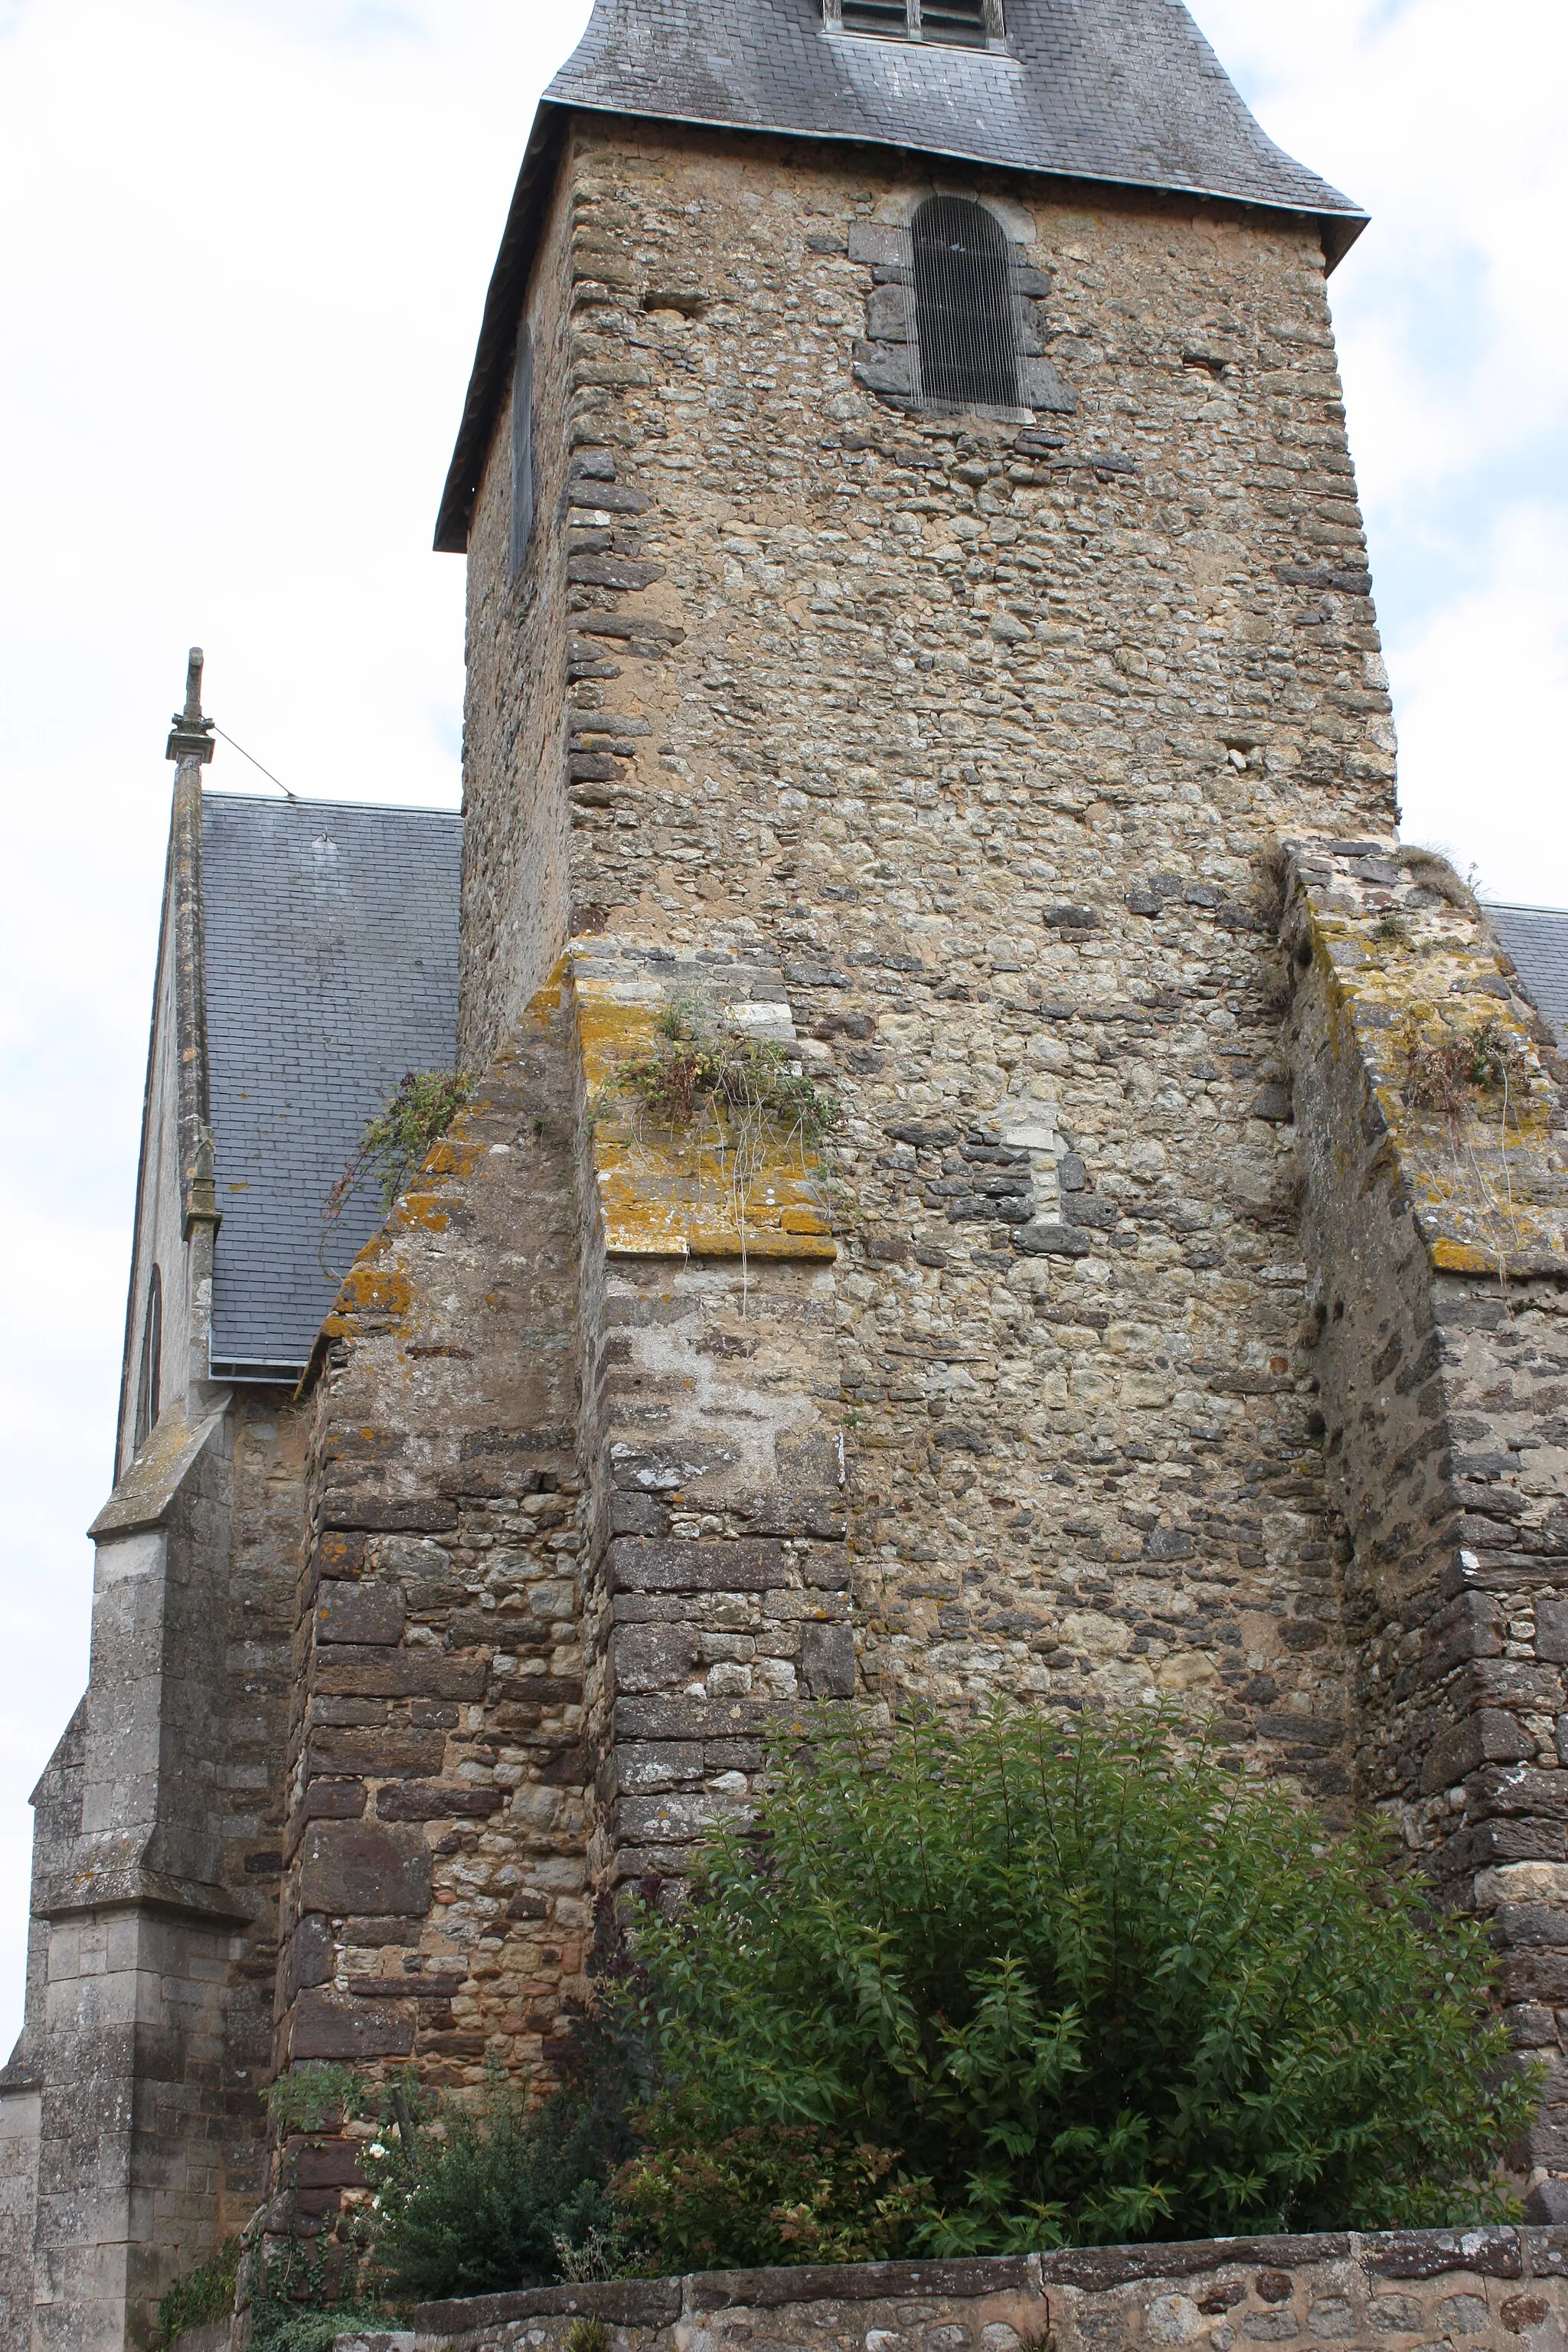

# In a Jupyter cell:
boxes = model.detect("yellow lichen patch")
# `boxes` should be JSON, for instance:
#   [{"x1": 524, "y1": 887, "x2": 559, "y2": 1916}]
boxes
[
  {"x1": 1291, "y1": 850, "x2": 1568, "y2": 1278},
  {"x1": 573, "y1": 958, "x2": 836, "y2": 1263},
  {"x1": 390, "y1": 1191, "x2": 452, "y2": 1233},
  {"x1": 421, "y1": 1138, "x2": 485, "y2": 1179},
  {"x1": 1432, "y1": 1240, "x2": 1498, "y2": 1276},
  {"x1": 329, "y1": 1266, "x2": 413, "y2": 1321}
]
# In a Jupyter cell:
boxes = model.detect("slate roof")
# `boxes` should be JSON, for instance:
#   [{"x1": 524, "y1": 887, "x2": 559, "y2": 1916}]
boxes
[
  {"x1": 201, "y1": 794, "x2": 462, "y2": 1378},
  {"x1": 436, "y1": 0, "x2": 1364, "y2": 549},
  {"x1": 1488, "y1": 904, "x2": 1568, "y2": 1050}
]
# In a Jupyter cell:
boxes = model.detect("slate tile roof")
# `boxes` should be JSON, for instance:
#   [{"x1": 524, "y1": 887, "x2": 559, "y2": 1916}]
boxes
[
  {"x1": 201, "y1": 794, "x2": 462, "y2": 1377},
  {"x1": 550, "y1": 0, "x2": 1363, "y2": 228},
  {"x1": 1488, "y1": 904, "x2": 1568, "y2": 1050},
  {"x1": 436, "y1": 0, "x2": 1364, "y2": 550}
]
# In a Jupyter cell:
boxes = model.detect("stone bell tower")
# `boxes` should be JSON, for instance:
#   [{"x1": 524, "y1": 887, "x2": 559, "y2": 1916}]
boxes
[{"x1": 270, "y1": 0, "x2": 1568, "y2": 2239}]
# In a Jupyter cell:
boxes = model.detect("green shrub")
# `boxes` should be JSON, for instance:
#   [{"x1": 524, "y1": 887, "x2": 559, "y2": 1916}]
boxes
[
  {"x1": 153, "y1": 2237, "x2": 240, "y2": 2347},
  {"x1": 618, "y1": 1710, "x2": 1540, "y2": 2260},
  {"x1": 612, "y1": 2118, "x2": 928, "y2": 2272},
  {"x1": 363, "y1": 2060, "x2": 634, "y2": 2302}
]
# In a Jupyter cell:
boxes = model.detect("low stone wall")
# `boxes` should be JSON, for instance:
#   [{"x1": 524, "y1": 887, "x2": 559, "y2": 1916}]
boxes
[{"x1": 323, "y1": 2231, "x2": 1568, "y2": 2352}]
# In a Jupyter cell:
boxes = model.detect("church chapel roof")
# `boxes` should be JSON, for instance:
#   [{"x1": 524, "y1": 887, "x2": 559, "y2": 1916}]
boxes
[
  {"x1": 435, "y1": 0, "x2": 1365, "y2": 550},
  {"x1": 1488, "y1": 905, "x2": 1568, "y2": 1050},
  {"x1": 201, "y1": 795, "x2": 461, "y2": 1379}
]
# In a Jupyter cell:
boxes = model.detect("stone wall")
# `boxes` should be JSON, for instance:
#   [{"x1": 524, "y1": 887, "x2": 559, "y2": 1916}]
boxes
[
  {"x1": 253, "y1": 95, "x2": 1568, "y2": 2266},
  {"x1": 344, "y1": 2232, "x2": 1568, "y2": 2352},
  {"x1": 459, "y1": 139, "x2": 580, "y2": 1070}
]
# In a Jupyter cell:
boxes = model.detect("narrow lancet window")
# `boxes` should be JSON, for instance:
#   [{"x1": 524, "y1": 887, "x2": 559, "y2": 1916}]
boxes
[
  {"x1": 133, "y1": 1264, "x2": 162, "y2": 1454},
  {"x1": 911, "y1": 197, "x2": 1020, "y2": 411},
  {"x1": 510, "y1": 318, "x2": 535, "y2": 582}
]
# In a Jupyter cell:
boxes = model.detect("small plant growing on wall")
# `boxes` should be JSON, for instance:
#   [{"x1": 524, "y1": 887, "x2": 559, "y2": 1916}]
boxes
[
  {"x1": 319, "y1": 1067, "x2": 473, "y2": 1272},
  {"x1": 603, "y1": 989, "x2": 841, "y2": 1283},
  {"x1": 612, "y1": 991, "x2": 839, "y2": 1151},
  {"x1": 1400, "y1": 1013, "x2": 1519, "y2": 1119},
  {"x1": 152, "y1": 2237, "x2": 240, "y2": 2348}
]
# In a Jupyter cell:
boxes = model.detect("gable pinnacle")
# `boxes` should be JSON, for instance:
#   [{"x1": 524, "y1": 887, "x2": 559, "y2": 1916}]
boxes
[{"x1": 166, "y1": 645, "x2": 216, "y2": 765}]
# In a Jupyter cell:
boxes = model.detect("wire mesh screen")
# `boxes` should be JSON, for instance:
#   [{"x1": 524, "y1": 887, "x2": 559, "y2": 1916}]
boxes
[{"x1": 911, "y1": 197, "x2": 1021, "y2": 412}]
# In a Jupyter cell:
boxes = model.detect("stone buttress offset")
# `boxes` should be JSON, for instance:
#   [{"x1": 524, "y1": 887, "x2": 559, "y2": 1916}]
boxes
[
  {"x1": 266, "y1": 942, "x2": 845, "y2": 2243},
  {"x1": 1277, "y1": 838, "x2": 1568, "y2": 2202}
]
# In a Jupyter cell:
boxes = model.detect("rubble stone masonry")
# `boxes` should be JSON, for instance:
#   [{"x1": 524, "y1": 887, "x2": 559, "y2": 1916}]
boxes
[{"x1": 459, "y1": 114, "x2": 1400, "y2": 1811}]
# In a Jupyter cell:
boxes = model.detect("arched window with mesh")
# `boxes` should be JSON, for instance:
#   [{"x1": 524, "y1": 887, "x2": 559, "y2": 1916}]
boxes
[
  {"x1": 911, "y1": 196, "x2": 1019, "y2": 411},
  {"x1": 134, "y1": 1264, "x2": 162, "y2": 1455}
]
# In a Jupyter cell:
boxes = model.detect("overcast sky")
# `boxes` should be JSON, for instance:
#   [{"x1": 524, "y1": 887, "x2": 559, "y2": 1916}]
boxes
[{"x1": 1, "y1": 0, "x2": 1563, "y2": 2052}]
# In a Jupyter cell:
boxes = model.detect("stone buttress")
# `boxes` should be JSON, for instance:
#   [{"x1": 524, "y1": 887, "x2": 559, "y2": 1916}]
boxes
[{"x1": 1278, "y1": 838, "x2": 1568, "y2": 2203}]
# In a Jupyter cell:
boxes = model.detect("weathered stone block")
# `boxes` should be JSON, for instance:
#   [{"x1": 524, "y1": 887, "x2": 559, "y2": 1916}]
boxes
[
  {"x1": 315, "y1": 1585, "x2": 405, "y2": 1645},
  {"x1": 608, "y1": 1539, "x2": 787, "y2": 1595},
  {"x1": 610, "y1": 1624, "x2": 704, "y2": 1694},
  {"x1": 801, "y1": 1623, "x2": 856, "y2": 1698},
  {"x1": 1420, "y1": 1709, "x2": 1534, "y2": 1794},
  {"x1": 375, "y1": 1782, "x2": 505, "y2": 1821},
  {"x1": 299, "y1": 1823, "x2": 432, "y2": 1919},
  {"x1": 290, "y1": 1990, "x2": 416, "y2": 2060},
  {"x1": 305, "y1": 1728, "x2": 448, "y2": 1779},
  {"x1": 313, "y1": 1651, "x2": 488, "y2": 1702}
]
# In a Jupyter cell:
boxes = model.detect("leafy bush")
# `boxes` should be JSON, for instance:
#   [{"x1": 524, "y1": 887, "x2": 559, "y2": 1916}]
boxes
[
  {"x1": 618, "y1": 1710, "x2": 1539, "y2": 2261},
  {"x1": 153, "y1": 2237, "x2": 239, "y2": 2347},
  {"x1": 613, "y1": 2118, "x2": 927, "y2": 2272},
  {"x1": 362, "y1": 2060, "x2": 634, "y2": 2302}
]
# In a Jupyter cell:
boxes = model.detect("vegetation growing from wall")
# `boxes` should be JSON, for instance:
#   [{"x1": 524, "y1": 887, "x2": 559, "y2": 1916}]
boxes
[
  {"x1": 319, "y1": 1067, "x2": 473, "y2": 1270},
  {"x1": 241, "y1": 1719, "x2": 1537, "y2": 2301},
  {"x1": 1400, "y1": 1012, "x2": 1520, "y2": 1119},
  {"x1": 616, "y1": 1711, "x2": 1539, "y2": 2262},
  {"x1": 612, "y1": 995, "x2": 839, "y2": 1149},
  {"x1": 152, "y1": 2237, "x2": 240, "y2": 2348}
]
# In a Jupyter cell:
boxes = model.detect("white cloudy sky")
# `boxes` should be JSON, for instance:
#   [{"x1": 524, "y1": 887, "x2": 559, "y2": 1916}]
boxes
[{"x1": 0, "y1": 0, "x2": 1563, "y2": 2050}]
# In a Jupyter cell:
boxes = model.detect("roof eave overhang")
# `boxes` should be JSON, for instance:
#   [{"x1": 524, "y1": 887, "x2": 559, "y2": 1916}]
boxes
[{"x1": 433, "y1": 99, "x2": 1368, "y2": 556}]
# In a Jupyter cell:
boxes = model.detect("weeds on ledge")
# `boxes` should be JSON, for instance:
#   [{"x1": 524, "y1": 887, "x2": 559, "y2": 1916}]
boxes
[
  {"x1": 319, "y1": 1068, "x2": 473, "y2": 1275},
  {"x1": 612, "y1": 996, "x2": 839, "y2": 1152},
  {"x1": 1400, "y1": 1013, "x2": 1519, "y2": 1118}
]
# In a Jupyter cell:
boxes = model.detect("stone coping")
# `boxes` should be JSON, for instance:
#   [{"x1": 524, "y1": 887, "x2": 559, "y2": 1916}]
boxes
[{"x1": 382, "y1": 2229, "x2": 1568, "y2": 2340}]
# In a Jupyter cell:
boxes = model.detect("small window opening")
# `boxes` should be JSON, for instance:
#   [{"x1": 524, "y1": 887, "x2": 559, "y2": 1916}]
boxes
[
  {"x1": 828, "y1": 0, "x2": 1001, "y2": 49},
  {"x1": 133, "y1": 1265, "x2": 162, "y2": 1455},
  {"x1": 911, "y1": 196, "x2": 1020, "y2": 411},
  {"x1": 509, "y1": 316, "x2": 535, "y2": 582}
]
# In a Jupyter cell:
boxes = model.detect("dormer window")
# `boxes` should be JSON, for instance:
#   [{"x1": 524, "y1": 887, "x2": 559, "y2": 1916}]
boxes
[{"x1": 824, "y1": 0, "x2": 1005, "y2": 52}]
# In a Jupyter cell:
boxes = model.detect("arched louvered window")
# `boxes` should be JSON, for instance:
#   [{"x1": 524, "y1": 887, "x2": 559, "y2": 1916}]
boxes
[
  {"x1": 911, "y1": 197, "x2": 1020, "y2": 412},
  {"x1": 133, "y1": 1264, "x2": 162, "y2": 1454}
]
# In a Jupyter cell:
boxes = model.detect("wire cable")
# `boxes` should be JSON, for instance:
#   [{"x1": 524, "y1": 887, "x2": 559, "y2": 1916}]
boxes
[{"x1": 211, "y1": 724, "x2": 299, "y2": 802}]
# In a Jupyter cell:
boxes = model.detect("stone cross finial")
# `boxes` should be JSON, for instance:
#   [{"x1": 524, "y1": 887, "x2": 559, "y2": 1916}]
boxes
[{"x1": 166, "y1": 645, "x2": 216, "y2": 765}]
